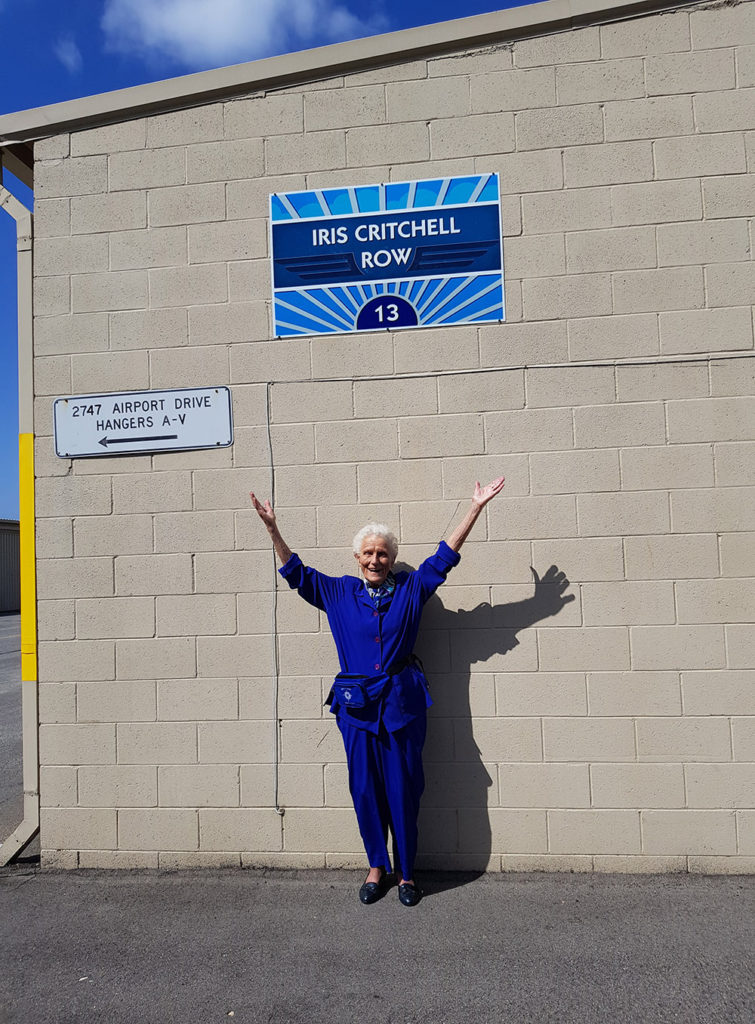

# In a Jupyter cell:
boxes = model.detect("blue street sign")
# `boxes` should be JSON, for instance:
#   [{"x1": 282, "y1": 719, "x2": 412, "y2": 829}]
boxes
[{"x1": 269, "y1": 174, "x2": 505, "y2": 337}]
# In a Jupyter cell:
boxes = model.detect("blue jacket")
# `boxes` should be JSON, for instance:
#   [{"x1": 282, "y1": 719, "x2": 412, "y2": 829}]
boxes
[{"x1": 279, "y1": 541, "x2": 461, "y2": 732}]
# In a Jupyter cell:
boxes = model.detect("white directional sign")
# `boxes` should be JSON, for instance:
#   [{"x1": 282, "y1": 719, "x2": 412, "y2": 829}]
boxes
[{"x1": 54, "y1": 386, "x2": 233, "y2": 458}]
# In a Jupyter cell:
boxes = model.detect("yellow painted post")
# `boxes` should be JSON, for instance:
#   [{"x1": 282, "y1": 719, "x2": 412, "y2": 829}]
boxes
[{"x1": 18, "y1": 432, "x2": 36, "y2": 683}]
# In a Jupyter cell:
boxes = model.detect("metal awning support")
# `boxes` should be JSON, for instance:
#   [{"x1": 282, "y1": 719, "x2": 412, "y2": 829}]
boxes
[{"x1": 0, "y1": 150, "x2": 39, "y2": 866}]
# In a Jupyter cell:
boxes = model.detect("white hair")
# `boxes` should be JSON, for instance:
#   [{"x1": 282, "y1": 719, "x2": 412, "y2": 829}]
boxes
[{"x1": 352, "y1": 522, "x2": 399, "y2": 561}]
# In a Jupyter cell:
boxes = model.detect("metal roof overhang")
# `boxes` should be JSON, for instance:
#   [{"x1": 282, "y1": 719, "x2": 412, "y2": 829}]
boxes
[{"x1": 0, "y1": 0, "x2": 695, "y2": 149}]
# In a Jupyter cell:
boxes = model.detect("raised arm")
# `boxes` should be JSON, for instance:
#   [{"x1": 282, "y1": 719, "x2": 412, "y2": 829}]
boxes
[
  {"x1": 250, "y1": 492, "x2": 293, "y2": 564},
  {"x1": 446, "y1": 476, "x2": 505, "y2": 552}
]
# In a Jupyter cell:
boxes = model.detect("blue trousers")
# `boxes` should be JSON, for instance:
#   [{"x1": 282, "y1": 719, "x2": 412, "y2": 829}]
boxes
[{"x1": 338, "y1": 712, "x2": 427, "y2": 880}]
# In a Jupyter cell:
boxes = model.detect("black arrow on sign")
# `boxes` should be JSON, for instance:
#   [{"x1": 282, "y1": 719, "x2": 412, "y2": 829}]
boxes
[{"x1": 98, "y1": 434, "x2": 179, "y2": 448}]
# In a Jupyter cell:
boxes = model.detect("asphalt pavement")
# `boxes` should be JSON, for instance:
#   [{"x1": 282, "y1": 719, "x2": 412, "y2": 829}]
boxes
[{"x1": 1, "y1": 864, "x2": 754, "y2": 1024}]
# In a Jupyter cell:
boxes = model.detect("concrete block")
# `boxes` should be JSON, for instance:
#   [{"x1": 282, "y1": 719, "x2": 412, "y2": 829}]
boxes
[
  {"x1": 277, "y1": 631, "x2": 340, "y2": 677},
  {"x1": 624, "y1": 533, "x2": 719, "y2": 581},
  {"x1": 196, "y1": 635, "x2": 270, "y2": 679},
  {"x1": 40, "y1": 722, "x2": 115, "y2": 765},
  {"x1": 112, "y1": 471, "x2": 192, "y2": 514},
  {"x1": 35, "y1": 197, "x2": 70, "y2": 240},
  {"x1": 149, "y1": 263, "x2": 228, "y2": 308},
  {"x1": 159, "y1": 764, "x2": 239, "y2": 806},
  {"x1": 34, "y1": 354, "x2": 71, "y2": 397},
  {"x1": 37, "y1": 600, "x2": 76, "y2": 642},
  {"x1": 386, "y1": 76, "x2": 469, "y2": 121},
  {"x1": 196, "y1": 719, "x2": 271, "y2": 764},
  {"x1": 265, "y1": 131, "x2": 346, "y2": 175},
  {"x1": 677, "y1": 579, "x2": 755, "y2": 625},
  {"x1": 691, "y1": 2, "x2": 755, "y2": 49},
  {"x1": 530, "y1": 449, "x2": 619, "y2": 494},
  {"x1": 311, "y1": 332, "x2": 394, "y2": 380},
  {"x1": 711, "y1": 357, "x2": 755, "y2": 399},
  {"x1": 34, "y1": 277, "x2": 70, "y2": 316},
  {"x1": 193, "y1": 550, "x2": 268, "y2": 593},
  {"x1": 496, "y1": 671, "x2": 586, "y2": 715},
  {"x1": 588, "y1": 671, "x2": 682, "y2": 716},
  {"x1": 441, "y1": 452, "x2": 528, "y2": 501},
  {"x1": 71, "y1": 350, "x2": 149, "y2": 393},
  {"x1": 148, "y1": 182, "x2": 225, "y2": 226},
  {"x1": 117, "y1": 721, "x2": 197, "y2": 764},
  {"x1": 668, "y1": 397, "x2": 754, "y2": 443},
  {"x1": 156, "y1": 595, "x2": 236, "y2": 637},
  {"x1": 355, "y1": 57, "x2": 428, "y2": 82},
  {"x1": 79, "y1": 765, "x2": 157, "y2": 806},
  {"x1": 36, "y1": 135, "x2": 70, "y2": 160},
  {"x1": 224, "y1": 94, "x2": 304, "y2": 138},
  {"x1": 35, "y1": 312, "x2": 109, "y2": 356},
  {"x1": 394, "y1": 326, "x2": 479, "y2": 374},
  {"x1": 591, "y1": 765, "x2": 685, "y2": 808},
  {"x1": 227, "y1": 173, "x2": 306, "y2": 220},
  {"x1": 605, "y1": 95, "x2": 693, "y2": 141},
  {"x1": 431, "y1": 112, "x2": 515, "y2": 158},
  {"x1": 578, "y1": 491, "x2": 670, "y2": 537},
  {"x1": 566, "y1": 226, "x2": 655, "y2": 274},
  {"x1": 557, "y1": 58, "x2": 644, "y2": 103},
  {"x1": 522, "y1": 274, "x2": 612, "y2": 320},
  {"x1": 703, "y1": 173, "x2": 755, "y2": 219},
  {"x1": 73, "y1": 515, "x2": 152, "y2": 557},
  {"x1": 279, "y1": 719, "x2": 345, "y2": 765},
  {"x1": 621, "y1": 443, "x2": 714, "y2": 491},
  {"x1": 118, "y1": 808, "x2": 198, "y2": 851},
  {"x1": 517, "y1": 104, "x2": 602, "y2": 151},
  {"x1": 463, "y1": 808, "x2": 548, "y2": 854},
  {"x1": 651, "y1": 48, "x2": 736, "y2": 95},
  {"x1": 38, "y1": 638, "x2": 115, "y2": 682},
  {"x1": 228, "y1": 260, "x2": 270, "y2": 303},
  {"x1": 71, "y1": 270, "x2": 147, "y2": 313},
  {"x1": 146, "y1": 104, "x2": 223, "y2": 148},
  {"x1": 672, "y1": 487, "x2": 754, "y2": 533},
  {"x1": 188, "y1": 218, "x2": 267, "y2": 263},
  {"x1": 613, "y1": 267, "x2": 704, "y2": 314},
  {"x1": 532, "y1": 537, "x2": 623, "y2": 582},
  {"x1": 199, "y1": 809, "x2": 282, "y2": 851},
  {"x1": 111, "y1": 308, "x2": 187, "y2": 351},
  {"x1": 314, "y1": 418, "x2": 397, "y2": 464},
  {"x1": 705, "y1": 262, "x2": 755, "y2": 309},
  {"x1": 346, "y1": 120, "x2": 429, "y2": 166},
  {"x1": 539, "y1": 628, "x2": 630, "y2": 672},
  {"x1": 35, "y1": 234, "x2": 109, "y2": 277},
  {"x1": 38, "y1": 681, "x2": 76, "y2": 723},
  {"x1": 601, "y1": 11, "x2": 690, "y2": 57},
  {"x1": 527, "y1": 365, "x2": 614, "y2": 409},
  {"x1": 481, "y1": 320, "x2": 569, "y2": 368},
  {"x1": 489, "y1": 148, "x2": 563, "y2": 194},
  {"x1": 271, "y1": 381, "x2": 353, "y2": 423},
  {"x1": 315, "y1": 502, "x2": 398, "y2": 548},
  {"x1": 35, "y1": 513, "x2": 73, "y2": 557},
  {"x1": 40, "y1": 765, "x2": 77, "y2": 806},
  {"x1": 236, "y1": 422, "x2": 313, "y2": 469},
  {"x1": 76, "y1": 596, "x2": 154, "y2": 639},
  {"x1": 568, "y1": 313, "x2": 658, "y2": 361},
  {"x1": 305, "y1": 85, "x2": 385, "y2": 130},
  {"x1": 71, "y1": 119, "x2": 146, "y2": 156},
  {"x1": 80, "y1": 851, "x2": 160, "y2": 868},
  {"x1": 463, "y1": 717, "x2": 542, "y2": 762},
  {"x1": 358, "y1": 459, "x2": 436, "y2": 504},
  {"x1": 40, "y1": 807, "x2": 117, "y2": 850},
  {"x1": 505, "y1": 233, "x2": 565, "y2": 278},
  {"x1": 185, "y1": 137, "x2": 264, "y2": 184},
  {"x1": 544, "y1": 715, "x2": 636, "y2": 761},
  {"x1": 485, "y1": 407, "x2": 573, "y2": 453},
  {"x1": 437, "y1": 369, "x2": 524, "y2": 414},
  {"x1": 192, "y1": 305, "x2": 268, "y2": 351},
  {"x1": 116, "y1": 637, "x2": 196, "y2": 680},
  {"x1": 471, "y1": 67, "x2": 555, "y2": 113},
  {"x1": 110, "y1": 148, "x2": 185, "y2": 191},
  {"x1": 398, "y1": 414, "x2": 483, "y2": 459},
  {"x1": 158, "y1": 677, "x2": 238, "y2": 721},
  {"x1": 149, "y1": 344, "x2": 229, "y2": 389},
  {"x1": 153, "y1": 512, "x2": 233, "y2": 556},
  {"x1": 642, "y1": 811, "x2": 737, "y2": 855},
  {"x1": 237, "y1": 678, "x2": 276, "y2": 722},
  {"x1": 36, "y1": 156, "x2": 107, "y2": 199},
  {"x1": 593, "y1": 855, "x2": 688, "y2": 873},
  {"x1": 719, "y1": 531, "x2": 755, "y2": 578},
  {"x1": 631, "y1": 625, "x2": 726, "y2": 671},
  {"x1": 654, "y1": 133, "x2": 746, "y2": 180},
  {"x1": 77, "y1": 679, "x2": 156, "y2": 722},
  {"x1": 283, "y1": 807, "x2": 362, "y2": 853},
  {"x1": 514, "y1": 26, "x2": 600, "y2": 67},
  {"x1": 36, "y1": 555, "x2": 113, "y2": 600},
  {"x1": 563, "y1": 141, "x2": 652, "y2": 189},
  {"x1": 683, "y1": 669, "x2": 755, "y2": 716},
  {"x1": 110, "y1": 226, "x2": 187, "y2": 270},
  {"x1": 660, "y1": 308, "x2": 753, "y2": 356},
  {"x1": 695, "y1": 88, "x2": 755, "y2": 133},
  {"x1": 71, "y1": 191, "x2": 146, "y2": 234},
  {"x1": 275, "y1": 463, "x2": 357, "y2": 507},
  {"x1": 498, "y1": 763, "x2": 590, "y2": 808},
  {"x1": 658, "y1": 219, "x2": 750, "y2": 267},
  {"x1": 582, "y1": 581, "x2": 675, "y2": 626}
]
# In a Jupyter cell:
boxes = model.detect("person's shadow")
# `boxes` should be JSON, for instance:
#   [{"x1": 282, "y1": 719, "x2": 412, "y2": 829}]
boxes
[{"x1": 393, "y1": 563, "x2": 574, "y2": 896}]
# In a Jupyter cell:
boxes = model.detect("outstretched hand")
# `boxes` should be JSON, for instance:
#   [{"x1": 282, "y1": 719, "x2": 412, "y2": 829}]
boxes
[
  {"x1": 473, "y1": 476, "x2": 505, "y2": 508},
  {"x1": 530, "y1": 565, "x2": 575, "y2": 618},
  {"x1": 250, "y1": 492, "x2": 276, "y2": 531}
]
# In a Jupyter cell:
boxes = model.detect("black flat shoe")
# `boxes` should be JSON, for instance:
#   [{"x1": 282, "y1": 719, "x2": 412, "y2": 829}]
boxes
[
  {"x1": 359, "y1": 875, "x2": 388, "y2": 905},
  {"x1": 398, "y1": 882, "x2": 422, "y2": 907}
]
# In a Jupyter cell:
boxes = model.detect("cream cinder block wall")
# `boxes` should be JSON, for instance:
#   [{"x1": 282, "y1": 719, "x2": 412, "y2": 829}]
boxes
[{"x1": 31, "y1": 0, "x2": 755, "y2": 871}]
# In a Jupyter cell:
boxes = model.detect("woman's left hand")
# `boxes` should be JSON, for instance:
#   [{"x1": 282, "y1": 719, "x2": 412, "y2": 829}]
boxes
[{"x1": 473, "y1": 476, "x2": 505, "y2": 508}]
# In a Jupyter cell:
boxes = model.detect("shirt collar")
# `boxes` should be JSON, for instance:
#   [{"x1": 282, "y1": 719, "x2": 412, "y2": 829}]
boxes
[{"x1": 364, "y1": 571, "x2": 396, "y2": 604}]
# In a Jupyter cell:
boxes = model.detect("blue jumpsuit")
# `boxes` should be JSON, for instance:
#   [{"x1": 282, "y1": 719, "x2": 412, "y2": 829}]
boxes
[{"x1": 279, "y1": 541, "x2": 461, "y2": 879}]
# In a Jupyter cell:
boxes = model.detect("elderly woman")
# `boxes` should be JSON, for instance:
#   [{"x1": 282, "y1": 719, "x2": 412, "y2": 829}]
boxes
[{"x1": 251, "y1": 477, "x2": 505, "y2": 906}]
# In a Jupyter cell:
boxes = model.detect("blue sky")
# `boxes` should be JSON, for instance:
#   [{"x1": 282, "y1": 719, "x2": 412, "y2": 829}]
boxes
[{"x1": 0, "y1": 0, "x2": 532, "y2": 519}]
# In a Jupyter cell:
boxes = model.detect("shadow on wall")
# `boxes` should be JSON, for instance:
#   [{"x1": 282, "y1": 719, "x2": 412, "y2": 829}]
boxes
[{"x1": 400, "y1": 564, "x2": 574, "y2": 893}]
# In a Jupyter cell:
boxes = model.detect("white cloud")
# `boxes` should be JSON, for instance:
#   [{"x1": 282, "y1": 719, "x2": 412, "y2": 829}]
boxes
[
  {"x1": 101, "y1": 0, "x2": 387, "y2": 69},
  {"x1": 54, "y1": 34, "x2": 83, "y2": 74}
]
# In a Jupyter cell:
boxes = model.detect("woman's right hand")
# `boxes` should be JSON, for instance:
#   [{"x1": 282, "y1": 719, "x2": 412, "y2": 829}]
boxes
[{"x1": 250, "y1": 492, "x2": 276, "y2": 531}]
